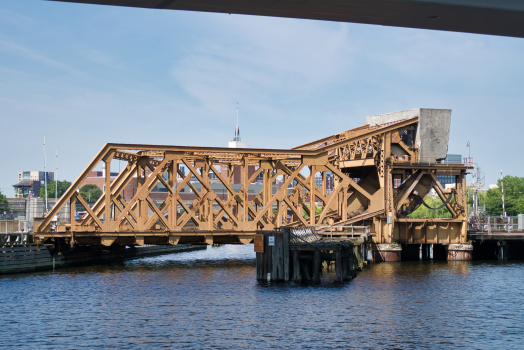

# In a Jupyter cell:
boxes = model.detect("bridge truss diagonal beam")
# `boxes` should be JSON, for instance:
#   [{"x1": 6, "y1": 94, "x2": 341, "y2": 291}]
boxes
[{"x1": 35, "y1": 113, "x2": 471, "y2": 246}]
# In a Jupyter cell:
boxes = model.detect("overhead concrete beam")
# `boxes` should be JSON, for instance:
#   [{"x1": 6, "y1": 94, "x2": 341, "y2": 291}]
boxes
[{"x1": 48, "y1": 0, "x2": 524, "y2": 38}]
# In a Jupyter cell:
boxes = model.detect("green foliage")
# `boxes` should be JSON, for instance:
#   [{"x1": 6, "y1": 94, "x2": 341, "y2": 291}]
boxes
[
  {"x1": 0, "y1": 190, "x2": 9, "y2": 214},
  {"x1": 79, "y1": 184, "x2": 103, "y2": 203},
  {"x1": 485, "y1": 175, "x2": 524, "y2": 216},
  {"x1": 39, "y1": 180, "x2": 71, "y2": 199},
  {"x1": 407, "y1": 195, "x2": 452, "y2": 219},
  {"x1": 303, "y1": 205, "x2": 323, "y2": 219}
]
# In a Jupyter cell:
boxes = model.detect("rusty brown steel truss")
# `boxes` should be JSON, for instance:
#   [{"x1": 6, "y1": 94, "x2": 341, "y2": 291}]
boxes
[{"x1": 35, "y1": 115, "x2": 471, "y2": 246}]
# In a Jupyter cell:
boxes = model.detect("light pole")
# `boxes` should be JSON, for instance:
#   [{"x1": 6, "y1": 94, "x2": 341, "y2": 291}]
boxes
[
  {"x1": 55, "y1": 150, "x2": 58, "y2": 203},
  {"x1": 44, "y1": 136, "x2": 48, "y2": 215}
]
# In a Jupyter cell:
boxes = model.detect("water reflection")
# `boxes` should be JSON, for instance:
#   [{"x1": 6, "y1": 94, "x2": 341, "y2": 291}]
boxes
[{"x1": 1, "y1": 245, "x2": 523, "y2": 349}]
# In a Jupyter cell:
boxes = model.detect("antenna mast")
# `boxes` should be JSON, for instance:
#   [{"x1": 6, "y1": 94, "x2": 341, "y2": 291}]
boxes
[
  {"x1": 234, "y1": 103, "x2": 241, "y2": 141},
  {"x1": 501, "y1": 169, "x2": 506, "y2": 217},
  {"x1": 55, "y1": 150, "x2": 58, "y2": 202}
]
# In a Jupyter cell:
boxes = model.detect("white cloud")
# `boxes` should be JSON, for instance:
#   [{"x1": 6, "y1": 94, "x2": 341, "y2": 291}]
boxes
[
  {"x1": 0, "y1": 35, "x2": 84, "y2": 75},
  {"x1": 171, "y1": 16, "x2": 355, "y2": 117},
  {"x1": 85, "y1": 49, "x2": 124, "y2": 70}
]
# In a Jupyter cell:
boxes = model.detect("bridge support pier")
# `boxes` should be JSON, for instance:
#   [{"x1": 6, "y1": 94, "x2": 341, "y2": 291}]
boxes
[
  {"x1": 370, "y1": 243, "x2": 402, "y2": 262},
  {"x1": 445, "y1": 243, "x2": 473, "y2": 261}
]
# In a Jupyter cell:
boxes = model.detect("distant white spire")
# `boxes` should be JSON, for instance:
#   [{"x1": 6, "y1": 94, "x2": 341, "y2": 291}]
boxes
[
  {"x1": 234, "y1": 103, "x2": 241, "y2": 141},
  {"x1": 229, "y1": 103, "x2": 246, "y2": 148}
]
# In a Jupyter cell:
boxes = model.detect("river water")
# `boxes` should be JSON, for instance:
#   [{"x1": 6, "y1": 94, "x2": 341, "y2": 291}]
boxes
[{"x1": 1, "y1": 245, "x2": 523, "y2": 349}]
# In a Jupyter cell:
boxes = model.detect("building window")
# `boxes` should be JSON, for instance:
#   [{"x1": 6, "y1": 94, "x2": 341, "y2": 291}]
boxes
[
  {"x1": 393, "y1": 176, "x2": 402, "y2": 189},
  {"x1": 436, "y1": 175, "x2": 456, "y2": 186}
]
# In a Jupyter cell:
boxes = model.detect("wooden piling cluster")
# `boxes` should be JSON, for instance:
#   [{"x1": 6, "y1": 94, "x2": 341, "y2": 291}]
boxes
[
  {"x1": 255, "y1": 230, "x2": 290, "y2": 282},
  {"x1": 256, "y1": 230, "x2": 366, "y2": 283}
]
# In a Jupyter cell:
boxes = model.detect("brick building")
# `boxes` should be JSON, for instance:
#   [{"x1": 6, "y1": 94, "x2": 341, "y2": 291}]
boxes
[{"x1": 16, "y1": 171, "x2": 54, "y2": 197}]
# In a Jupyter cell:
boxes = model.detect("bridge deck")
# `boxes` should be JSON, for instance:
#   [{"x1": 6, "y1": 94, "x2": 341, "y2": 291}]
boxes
[
  {"x1": 51, "y1": 0, "x2": 524, "y2": 38},
  {"x1": 469, "y1": 232, "x2": 524, "y2": 241}
]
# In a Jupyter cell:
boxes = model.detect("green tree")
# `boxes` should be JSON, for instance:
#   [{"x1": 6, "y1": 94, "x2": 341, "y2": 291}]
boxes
[
  {"x1": 407, "y1": 195, "x2": 452, "y2": 219},
  {"x1": 79, "y1": 184, "x2": 103, "y2": 203},
  {"x1": 39, "y1": 180, "x2": 71, "y2": 199},
  {"x1": 485, "y1": 175, "x2": 524, "y2": 216},
  {"x1": 303, "y1": 205, "x2": 323, "y2": 219},
  {"x1": 0, "y1": 190, "x2": 9, "y2": 215}
]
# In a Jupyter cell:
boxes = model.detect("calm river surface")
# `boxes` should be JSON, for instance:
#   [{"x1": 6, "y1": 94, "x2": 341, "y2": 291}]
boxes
[{"x1": 2, "y1": 245, "x2": 523, "y2": 349}]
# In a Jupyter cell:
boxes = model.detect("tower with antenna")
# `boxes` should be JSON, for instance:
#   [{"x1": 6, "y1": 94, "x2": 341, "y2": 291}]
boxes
[{"x1": 229, "y1": 103, "x2": 247, "y2": 148}]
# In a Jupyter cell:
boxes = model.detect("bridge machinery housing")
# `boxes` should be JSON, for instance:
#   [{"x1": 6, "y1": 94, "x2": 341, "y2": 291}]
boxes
[{"x1": 35, "y1": 108, "x2": 472, "y2": 260}]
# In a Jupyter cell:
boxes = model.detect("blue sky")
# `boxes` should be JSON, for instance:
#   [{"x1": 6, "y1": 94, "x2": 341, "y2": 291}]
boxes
[{"x1": 1, "y1": 0, "x2": 523, "y2": 195}]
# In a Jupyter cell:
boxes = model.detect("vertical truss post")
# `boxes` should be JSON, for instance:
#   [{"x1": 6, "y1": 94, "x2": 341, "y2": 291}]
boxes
[
  {"x1": 69, "y1": 193, "x2": 77, "y2": 226},
  {"x1": 387, "y1": 167, "x2": 394, "y2": 244},
  {"x1": 170, "y1": 160, "x2": 177, "y2": 230},
  {"x1": 459, "y1": 169, "x2": 467, "y2": 243},
  {"x1": 262, "y1": 168, "x2": 267, "y2": 209},
  {"x1": 205, "y1": 161, "x2": 213, "y2": 230},
  {"x1": 322, "y1": 171, "x2": 326, "y2": 198},
  {"x1": 228, "y1": 164, "x2": 233, "y2": 205},
  {"x1": 277, "y1": 200, "x2": 283, "y2": 227},
  {"x1": 243, "y1": 157, "x2": 249, "y2": 223},
  {"x1": 267, "y1": 169, "x2": 273, "y2": 223},
  {"x1": 137, "y1": 164, "x2": 144, "y2": 231},
  {"x1": 342, "y1": 187, "x2": 347, "y2": 221},
  {"x1": 310, "y1": 165, "x2": 315, "y2": 226},
  {"x1": 103, "y1": 152, "x2": 114, "y2": 230}
]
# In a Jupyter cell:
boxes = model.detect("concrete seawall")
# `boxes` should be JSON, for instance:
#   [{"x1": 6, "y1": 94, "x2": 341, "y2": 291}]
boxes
[{"x1": 1, "y1": 244, "x2": 206, "y2": 275}]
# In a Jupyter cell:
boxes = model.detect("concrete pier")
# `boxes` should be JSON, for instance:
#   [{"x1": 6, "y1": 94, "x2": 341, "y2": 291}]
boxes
[
  {"x1": 445, "y1": 243, "x2": 473, "y2": 261},
  {"x1": 370, "y1": 243, "x2": 402, "y2": 262}
]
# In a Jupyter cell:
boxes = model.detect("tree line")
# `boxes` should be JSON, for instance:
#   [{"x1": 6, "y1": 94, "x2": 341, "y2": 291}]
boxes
[{"x1": 38, "y1": 181, "x2": 102, "y2": 203}]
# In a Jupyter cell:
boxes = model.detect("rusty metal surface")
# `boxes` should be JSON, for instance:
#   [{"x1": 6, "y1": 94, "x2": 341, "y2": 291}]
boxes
[{"x1": 35, "y1": 112, "x2": 470, "y2": 246}]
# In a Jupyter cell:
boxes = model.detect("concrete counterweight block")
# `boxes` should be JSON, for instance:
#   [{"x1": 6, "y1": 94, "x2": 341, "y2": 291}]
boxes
[
  {"x1": 445, "y1": 243, "x2": 473, "y2": 261},
  {"x1": 371, "y1": 243, "x2": 402, "y2": 262}
]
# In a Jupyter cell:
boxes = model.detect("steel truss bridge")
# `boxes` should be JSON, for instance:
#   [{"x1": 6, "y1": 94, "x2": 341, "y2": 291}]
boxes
[{"x1": 35, "y1": 111, "x2": 471, "y2": 247}]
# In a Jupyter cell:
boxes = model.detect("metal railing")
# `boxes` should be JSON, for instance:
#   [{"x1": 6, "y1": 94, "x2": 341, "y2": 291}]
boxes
[
  {"x1": 392, "y1": 156, "x2": 471, "y2": 167},
  {"x1": 469, "y1": 216, "x2": 522, "y2": 233},
  {"x1": 0, "y1": 220, "x2": 29, "y2": 233},
  {"x1": 288, "y1": 227, "x2": 321, "y2": 244},
  {"x1": 315, "y1": 225, "x2": 370, "y2": 241},
  {"x1": 287, "y1": 225, "x2": 371, "y2": 243}
]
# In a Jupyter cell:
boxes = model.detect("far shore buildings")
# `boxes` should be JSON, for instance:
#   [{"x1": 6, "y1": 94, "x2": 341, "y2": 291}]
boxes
[{"x1": 13, "y1": 171, "x2": 54, "y2": 198}]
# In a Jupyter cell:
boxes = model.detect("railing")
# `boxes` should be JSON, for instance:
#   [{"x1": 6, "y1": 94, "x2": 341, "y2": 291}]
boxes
[
  {"x1": 0, "y1": 220, "x2": 29, "y2": 233},
  {"x1": 287, "y1": 225, "x2": 370, "y2": 243},
  {"x1": 469, "y1": 216, "x2": 522, "y2": 233},
  {"x1": 288, "y1": 227, "x2": 320, "y2": 243},
  {"x1": 315, "y1": 225, "x2": 370, "y2": 241},
  {"x1": 392, "y1": 156, "x2": 472, "y2": 167}
]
